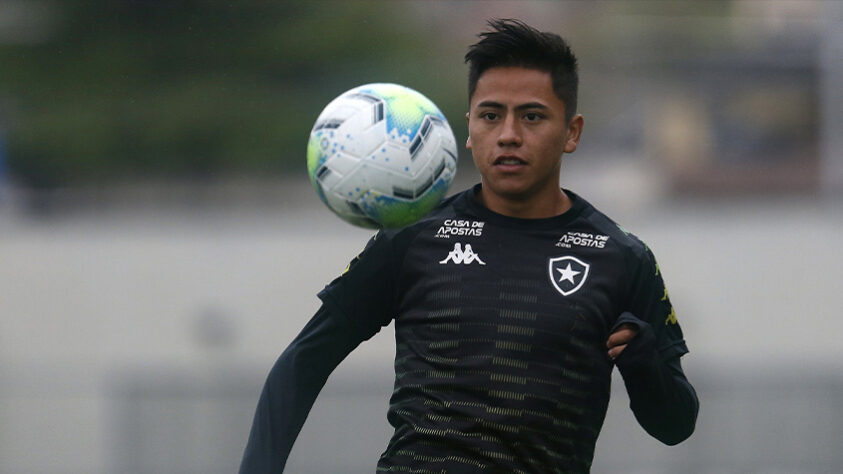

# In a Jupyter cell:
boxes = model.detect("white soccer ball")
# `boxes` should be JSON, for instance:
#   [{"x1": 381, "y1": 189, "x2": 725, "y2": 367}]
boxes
[{"x1": 306, "y1": 83, "x2": 458, "y2": 228}]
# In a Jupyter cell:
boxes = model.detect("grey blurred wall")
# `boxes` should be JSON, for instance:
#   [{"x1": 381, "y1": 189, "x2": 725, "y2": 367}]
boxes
[{"x1": 1, "y1": 175, "x2": 842, "y2": 473}]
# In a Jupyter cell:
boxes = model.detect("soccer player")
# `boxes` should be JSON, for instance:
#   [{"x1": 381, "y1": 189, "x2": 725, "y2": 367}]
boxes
[{"x1": 240, "y1": 19, "x2": 698, "y2": 473}]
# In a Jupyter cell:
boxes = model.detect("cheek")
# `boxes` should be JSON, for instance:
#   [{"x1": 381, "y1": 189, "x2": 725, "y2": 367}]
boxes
[
  {"x1": 471, "y1": 152, "x2": 484, "y2": 170},
  {"x1": 467, "y1": 133, "x2": 487, "y2": 160},
  {"x1": 544, "y1": 134, "x2": 568, "y2": 157}
]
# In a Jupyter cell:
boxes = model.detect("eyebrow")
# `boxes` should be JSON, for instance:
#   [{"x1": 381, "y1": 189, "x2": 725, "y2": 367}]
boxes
[{"x1": 475, "y1": 100, "x2": 549, "y2": 111}]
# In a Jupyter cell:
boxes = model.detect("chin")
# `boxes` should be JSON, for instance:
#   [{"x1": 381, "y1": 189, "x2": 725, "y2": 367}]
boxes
[{"x1": 484, "y1": 181, "x2": 534, "y2": 201}]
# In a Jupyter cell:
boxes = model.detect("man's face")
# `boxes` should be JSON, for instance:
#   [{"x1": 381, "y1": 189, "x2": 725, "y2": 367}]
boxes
[{"x1": 466, "y1": 66, "x2": 582, "y2": 205}]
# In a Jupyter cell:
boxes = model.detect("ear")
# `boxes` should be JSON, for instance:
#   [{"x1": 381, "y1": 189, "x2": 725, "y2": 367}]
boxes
[
  {"x1": 563, "y1": 114, "x2": 584, "y2": 154},
  {"x1": 465, "y1": 112, "x2": 472, "y2": 149}
]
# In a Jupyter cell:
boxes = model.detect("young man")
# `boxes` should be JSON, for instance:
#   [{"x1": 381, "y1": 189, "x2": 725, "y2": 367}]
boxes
[{"x1": 241, "y1": 19, "x2": 698, "y2": 473}]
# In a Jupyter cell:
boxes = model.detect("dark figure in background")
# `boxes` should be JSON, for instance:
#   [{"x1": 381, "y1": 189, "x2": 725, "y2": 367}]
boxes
[{"x1": 241, "y1": 19, "x2": 698, "y2": 473}]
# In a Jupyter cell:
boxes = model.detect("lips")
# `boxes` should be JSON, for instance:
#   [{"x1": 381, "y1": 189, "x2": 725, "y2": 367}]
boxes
[{"x1": 493, "y1": 155, "x2": 527, "y2": 166}]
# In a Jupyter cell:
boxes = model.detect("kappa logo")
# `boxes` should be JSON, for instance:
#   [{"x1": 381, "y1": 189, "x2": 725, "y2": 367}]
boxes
[
  {"x1": 440, "y1": 243, "x2": 486, "y2": 265},
  {"x1": 548, "y1": 256, "x2": 590, "y2": 296}
]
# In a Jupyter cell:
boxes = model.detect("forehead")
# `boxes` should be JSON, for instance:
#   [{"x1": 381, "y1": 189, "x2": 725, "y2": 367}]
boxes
[{"x1": 470, "y1": 66, "x2": 563, "y2": 109}]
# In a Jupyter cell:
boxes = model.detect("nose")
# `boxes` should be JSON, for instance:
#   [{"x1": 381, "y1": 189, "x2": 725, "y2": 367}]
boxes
[{"x1": 497, "y1": 114, "x2": 522, "y2": 147}]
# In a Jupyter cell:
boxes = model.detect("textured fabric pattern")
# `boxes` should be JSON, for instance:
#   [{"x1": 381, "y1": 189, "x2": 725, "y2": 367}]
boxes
[{"x1": 318, "y1": 185, "x2": 688, "y2": 473}]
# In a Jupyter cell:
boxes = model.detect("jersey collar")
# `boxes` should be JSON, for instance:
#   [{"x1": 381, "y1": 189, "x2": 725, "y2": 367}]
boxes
[{"x1": 458, "y1": 183, "x2": 588, "y2": 230}]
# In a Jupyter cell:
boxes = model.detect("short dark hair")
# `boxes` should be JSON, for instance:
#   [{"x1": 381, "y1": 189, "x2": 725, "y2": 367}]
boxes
[{"x1": 465, "y1": 19, "x2": 579, "y2": 122}]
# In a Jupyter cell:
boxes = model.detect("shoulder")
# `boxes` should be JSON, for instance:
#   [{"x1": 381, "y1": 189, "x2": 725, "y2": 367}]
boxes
[
  {"x1": 377, "y1": 189, "x2": 469, "y2": 244},
  {"x1": 570, "y1": 191, "x2": 653, "y2": 263},
  {"x1": 360, "y1": 190, "x2": 469, "y2": 276}
]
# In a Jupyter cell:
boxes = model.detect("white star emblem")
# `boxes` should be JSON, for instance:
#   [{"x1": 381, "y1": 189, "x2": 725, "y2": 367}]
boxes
[
  {"x1": 556, "y1": 263, "x2": 581, "y2": 284},
  {"x1": 548, "y1": 256, "x2": 590, "y2": 296}
]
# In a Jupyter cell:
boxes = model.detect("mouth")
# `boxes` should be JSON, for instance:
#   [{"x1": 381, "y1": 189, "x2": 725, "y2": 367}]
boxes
[{"x1": 493, "y1": 155, "x2": 527, "y2": 166}]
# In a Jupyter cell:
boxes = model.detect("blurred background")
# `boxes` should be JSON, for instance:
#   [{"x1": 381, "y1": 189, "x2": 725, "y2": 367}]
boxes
[{"x1": 1, "y1": 0, "x2": 841, "y2": 472}]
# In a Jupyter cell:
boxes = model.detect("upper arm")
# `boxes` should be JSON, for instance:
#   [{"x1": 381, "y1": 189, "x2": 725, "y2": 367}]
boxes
[
  {"x1": 317, "y1": 230, "x2": 399, "y2": 340},
  {"x1": 624, "y1": 245, "x2": 688, "y2": 360}
]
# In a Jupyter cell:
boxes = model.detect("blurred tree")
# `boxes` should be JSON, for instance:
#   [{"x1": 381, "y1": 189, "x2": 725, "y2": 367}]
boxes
[{"x1": 0, "y1": 0, "x2": 464, "y2": 188}]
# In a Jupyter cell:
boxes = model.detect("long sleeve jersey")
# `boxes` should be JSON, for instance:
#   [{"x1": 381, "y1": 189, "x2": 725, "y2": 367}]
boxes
[{"x1": 240, "y1": 185, "x2": 698, "y2": 473}]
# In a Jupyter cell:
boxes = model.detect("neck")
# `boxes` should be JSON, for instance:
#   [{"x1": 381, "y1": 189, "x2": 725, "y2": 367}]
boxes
[{"x1": 477, "y1": 186, "x2": 572, "y2": 219}]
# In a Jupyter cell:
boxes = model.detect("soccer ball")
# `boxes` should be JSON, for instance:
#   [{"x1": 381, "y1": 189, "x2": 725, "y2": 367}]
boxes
[{"x1": 306, "y1": 83, "x2": 458, "y2": 228}]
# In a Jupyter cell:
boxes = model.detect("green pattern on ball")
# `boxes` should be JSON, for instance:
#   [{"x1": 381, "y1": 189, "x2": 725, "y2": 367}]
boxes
[
  {"x1": 360, "y1": 84, "x2": 444, "y2": 140},
  {"x1": 362, "y1": 178, "x2": 450, "y2": 228},
  {"x1": 306, "y1": 132, "x2": 325, "y2": 185},
  {"x1": 306, "y1": 131, "x2": 329, "y2": 205}
]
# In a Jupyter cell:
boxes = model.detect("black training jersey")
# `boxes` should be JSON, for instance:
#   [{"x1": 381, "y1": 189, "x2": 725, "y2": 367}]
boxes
[
  {"x1": 320, "y1": 185, "x2": 687, "y2": 473},
  {"x1": 318, "y1": 185, "x2": 688, "y2": 473}
]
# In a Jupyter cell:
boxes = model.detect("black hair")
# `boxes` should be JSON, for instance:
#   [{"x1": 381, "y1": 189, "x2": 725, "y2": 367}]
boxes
[{"x1": 465, "y1": 19, "x2": 579, "y2": 122}]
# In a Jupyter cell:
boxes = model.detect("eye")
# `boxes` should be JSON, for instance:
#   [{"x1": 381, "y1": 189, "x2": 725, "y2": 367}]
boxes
[
  {"x1": 523, "y1": 112, "x2": 543, "y2": 122},
  {"x1": 480, "y1": 111, "x2": 499, "y2": 121}
]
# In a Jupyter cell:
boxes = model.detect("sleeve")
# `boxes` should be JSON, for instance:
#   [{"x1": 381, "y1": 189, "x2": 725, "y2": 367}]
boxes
[
  {"x1": 613, "y1": 246, "x2": 699, "y2": 446},
  {"x1": 317, "y1": 229, "x2": 399, "y2": 340},
  {"x1": 239, "y1": 302, "x2": 364, "y2": 473},
  {"x1": 622, "y1": 245, "x2": 687, "y2": 360},
  {"x1": 239, "y1": 232, "x2": 398, "y2": 473}
]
